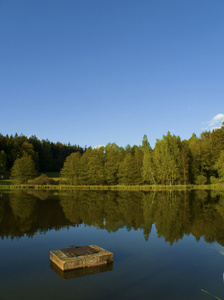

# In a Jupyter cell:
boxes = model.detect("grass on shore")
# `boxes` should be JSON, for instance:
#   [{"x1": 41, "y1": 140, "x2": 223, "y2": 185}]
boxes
[
  {"x1": 1, "y1": 172, "x2": 224, "y2": 191},
  {"x1": 0, "y1": 182, "x2": 224, "y2": 191}
]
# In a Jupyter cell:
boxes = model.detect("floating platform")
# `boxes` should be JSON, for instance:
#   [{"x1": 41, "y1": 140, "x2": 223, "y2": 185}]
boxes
[{"x1": 50, "y1": 245, "x2": 113, "y2": 271}]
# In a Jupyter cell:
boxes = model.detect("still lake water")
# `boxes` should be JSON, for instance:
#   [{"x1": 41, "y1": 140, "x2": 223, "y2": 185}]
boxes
[{"x1": 1, "y1": 189, "x2": 224, "y2": 300}]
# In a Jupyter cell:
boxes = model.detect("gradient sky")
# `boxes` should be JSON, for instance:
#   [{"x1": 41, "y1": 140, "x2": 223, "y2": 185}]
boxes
[{"x1": 1, "y1": 0, "x2": 223, "y2": 148}]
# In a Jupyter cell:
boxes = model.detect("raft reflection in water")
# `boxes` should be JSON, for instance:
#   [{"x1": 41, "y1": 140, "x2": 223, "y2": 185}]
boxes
[{"x1": 50, "y1": 260, "x2": 113, "y2": 280}]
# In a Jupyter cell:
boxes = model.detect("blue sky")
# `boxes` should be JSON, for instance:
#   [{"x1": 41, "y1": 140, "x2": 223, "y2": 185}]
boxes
[{"x1": 1, "y1": 0, "x2": 223, "y2": 148}]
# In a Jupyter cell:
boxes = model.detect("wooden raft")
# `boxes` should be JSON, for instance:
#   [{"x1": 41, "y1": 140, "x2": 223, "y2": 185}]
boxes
[{"x1": 50, "y1": 245, "x2": 113, "y2": 271}]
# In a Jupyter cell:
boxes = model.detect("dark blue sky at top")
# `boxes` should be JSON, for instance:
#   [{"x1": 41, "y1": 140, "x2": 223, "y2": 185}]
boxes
[{"x1": 1, "y1": 0, "x2": 223, "y2": 148}]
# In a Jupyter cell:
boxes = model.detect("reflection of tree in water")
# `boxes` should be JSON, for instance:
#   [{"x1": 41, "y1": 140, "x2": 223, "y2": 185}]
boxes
[
  {"x1": 0, "y1": 195, "x2": 17, "y2": 239},
  {"x1": 60, "y1": 191, "x2": 124, "y2": 231},
  {"x1": 143, "y1": 192, "x2": 189, "y2": 244},
  {"x1": 0, "y1": 191, "x2": 69, "y2": 239},
  {"x1": 1, "y1": 190, "x2": 224, "y2": 245},
  {"x1": 142, "y1": 193, "x2": 155, "y2": 241},
  {"x1": 213, "y1": 193, "x2": 224, "y2": 246},
  {"x1": 9, "y1": 191, "x2": 37, "y2": 233},
  {"x1": 27, "y1": 189, "x2": 52, "y2": 201},
  {"x1": 60, "y1": 191, "x2": 85, "y2": 225},
  {"x1": 189, "y1": 191, "x2": 224, "y2": 245},
  {"x1": 60, "y1": 191, "x2": 144, "y2": 233},
  {"x1": 116, "y1": 192, "x2": 144, "y2": 231},
  {"x1": 142, "y1": 190, "x2": 224, "y2": 245}
]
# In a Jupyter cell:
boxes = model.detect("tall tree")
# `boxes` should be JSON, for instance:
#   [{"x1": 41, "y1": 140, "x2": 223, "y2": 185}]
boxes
[
  {"x1": 87, "y1": 147, "x2": 105, "y2": 185},
  {"x1": 133, "y1": 146, "x2": 144, "y2": 185},
  {"x1": 200, "y1": 131, "x2": 215, "y2": 180},
  {"x1": 60, "y1": 152, "x2": 81, "y2": 185},
  {"x1": 78, "y1": 148, "x2": 105, "y2": 185},
  {"x1": 154, "y1": 132, "x2": 181, "y2": 185},
  {"x1": 104, "y1": 143, "x2": 123, "y2": 185},
  {"x1": 117, "y1": 152, "x2": 139, "y2": 185},
  {"x1": 141, "y1": 135, "x2": 155, "y2": 184},
  {"x1": 0, "y1": 150, "x2": 7, "y2": 174},
  {"x1": 10, "y1": 156, "x2": 37, "y2": 184},
  {"x1": 180, "y1": 140, "x2": 191, "y2": 185},
  {"x1": 39, "y1": 140, "x2": 54, "y2": 172},
  {"x1": 214, "y1": 150, "x2": 224, "y2": 179}
]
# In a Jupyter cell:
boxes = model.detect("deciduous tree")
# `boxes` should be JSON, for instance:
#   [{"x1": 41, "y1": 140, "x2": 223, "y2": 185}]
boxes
[
  {"x1": 60, "y1": 152, "x2": 81, "y2": 185},
  {"x1": 0, "y1": 150, "x2": 7, "y2": 174},
  {"x1": 10, "y1": 156, "x2": 37, "y2": 184},
  {"x1": 141, "y1": 135, "x2": 155, "y2": 184}
]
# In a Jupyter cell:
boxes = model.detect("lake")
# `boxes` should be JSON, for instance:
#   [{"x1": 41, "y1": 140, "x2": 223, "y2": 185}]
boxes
[{"x1": 1, "y1": 189, "x2": 224, "y2": 300}]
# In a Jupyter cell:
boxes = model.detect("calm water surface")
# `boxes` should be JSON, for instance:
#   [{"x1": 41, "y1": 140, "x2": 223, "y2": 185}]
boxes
[{"x1": 1, "y1": 190, "x2": 224, "y2": 300}]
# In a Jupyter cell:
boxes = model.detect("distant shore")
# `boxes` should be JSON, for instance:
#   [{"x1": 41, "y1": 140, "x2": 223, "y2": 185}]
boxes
[{"x1": 1, "y1": 184, "x2": 224, "y2": 191}]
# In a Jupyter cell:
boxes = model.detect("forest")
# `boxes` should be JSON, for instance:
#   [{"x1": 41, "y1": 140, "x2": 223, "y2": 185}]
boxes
[{"x1": 0, "y1": 122, "x2": 224, "y2": 185}]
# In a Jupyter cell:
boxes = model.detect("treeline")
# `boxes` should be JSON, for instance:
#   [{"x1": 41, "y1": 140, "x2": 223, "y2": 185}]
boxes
[
  {"x1": 1, "y1": 123, "x2": 224, "y2": 185},
  {"x1": 0, "y1": 133, "x2": 85, "y2": 173},
  {"x1": 61, "y1": 124, "x2": 224, "y2": 185}
]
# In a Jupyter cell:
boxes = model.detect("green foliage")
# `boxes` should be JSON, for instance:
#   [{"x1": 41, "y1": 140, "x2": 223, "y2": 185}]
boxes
[
  {"x1": 78, "y1": 148, "x2": 105, "y2": 185},
  {"x1": 60, "y1": 152, "x2": 81, "y2": 185},
  {"x1": 0, "y1": 133, "x2": 84, "y2": 172},
  {"x1": 0, "y1": 150, "x2": 7, "y2": 173},
  {"x1": 1, "y1": 122, "x2": 224, "y2": 186},
  {"x1": 142, "y1": 134, "x2": 151, "y2": 151},
  {"x1": 154, "y1": 132, "x2": 181, "y2": 185},
  {"x1": 133, "y1": 146, "x2": 144, "y2": 185},
  {"x1": 86, "y1": 147, "x2": 105, "y2": 185},
  {"x1": 195, "y1": 175, "x2": 207, "y2": 185},
  {"x1": 141, "y1": 135, "x2": 154, "y2": 184},
  {"x1": 215, "y1": 150, "x2": 224, "y2": 179},
  {"x1": 10, "y1": 156, "x2": 37, "y2": 184},
  {"x1": 142, "y1": 147, "x2": 155, "y2": 184},
  {"x1": 210, "y1": 176, "x2": 219, "y2": 184},
  {"x1": 118, "y1": 152, "x2": 140, "y2": 185},
  {"x1": 28, "y1": 174, "x2": 56, "y2": 185},
  {"x1": 104, "y1": 143, "x2": 123, "y2": 185},
  {"x1": 180, "y1": 140, "x2": 191, "y2": 185}
]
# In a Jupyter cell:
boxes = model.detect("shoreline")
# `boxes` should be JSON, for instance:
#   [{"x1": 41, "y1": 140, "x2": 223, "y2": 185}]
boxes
[{"x1": 0, "y1": 184, "x2": 224, "y2": 191}]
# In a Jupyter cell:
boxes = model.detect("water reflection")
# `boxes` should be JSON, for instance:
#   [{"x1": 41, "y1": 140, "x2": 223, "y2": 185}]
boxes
[
  {"x1": 50, "y1": 261, "x2": 113, "y2": 280},
  {"x1": 1, "y1": 190, "x2": 224, "y2": 246}
]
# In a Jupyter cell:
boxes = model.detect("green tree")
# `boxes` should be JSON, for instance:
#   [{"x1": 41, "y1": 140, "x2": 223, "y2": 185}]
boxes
[
  {"x1": 200, "y1": 131, "x2": 215, "y2": 180},
  {"x1": 180, "y1": 140, "x2": 191, "y2": 185},
  {"x1": 87, "y1": 147, "x2": 105, "y2": 185},
  {"x1": 78, "y1": 148, "x2": 105, "y2": 185},
  {"x1": 141, "y1": 135, "x2": 155, "y2": 184},
  {"x1": 104, "y1": 143, "x2": 123, "y2": 185},
  {"x1": 142, "y1": 134, "x2": 150, "y2": 150},
  {"x1": 210, "y1": 122, "x2": 224, "y2": 159},
  {"x1": 39, "y1": 140, "x2": 54, "y2": 172},
  {"x1": 117, "y1": 152, "x2": 139, "y2": 185},
  {"x1": 78, "y1": 150, "x2": 90, "y2": 184},
  {"x1": 154, "y1": 132, "x2": 181, "y2": 185},
  {"x1": 20, "y1": 141, "x2": 39, "y2": 171},
  {"x1": 133, "y1": 146, "x2": 144, "y2": 185},
  {"x1": 214, "y1": 150, "x2": 224, "y2": 179},
  {"x1": 10, "y1": 156, "x2": 37, "y2": 184},
  {"x1": 0, "y1": 150, "x2": 7, "y2": 174},
  {"x1": 188, "y1": 133, "x2": 201, "y2": 183},
  {"x1": 60, "y1": 152, "x2": 81, "y2": 185}
]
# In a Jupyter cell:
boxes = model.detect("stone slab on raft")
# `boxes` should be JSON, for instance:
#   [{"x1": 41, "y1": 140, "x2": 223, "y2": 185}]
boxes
[{"x1": 50, "y1": 245, "x2": 113, "y2": 271}]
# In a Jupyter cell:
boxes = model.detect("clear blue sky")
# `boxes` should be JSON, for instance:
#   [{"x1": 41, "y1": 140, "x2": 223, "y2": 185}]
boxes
[{"x1": 1, "y1": 0, "x2": 223, "y2": 148}]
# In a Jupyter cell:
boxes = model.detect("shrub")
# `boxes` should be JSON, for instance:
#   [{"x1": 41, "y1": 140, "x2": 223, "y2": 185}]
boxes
[
  {"x1": 195, "y1": 175, "x2": 207, "y2": 185},
  {"x1": 29, "y1": 174, "x2": 56, "y2": 185}
]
